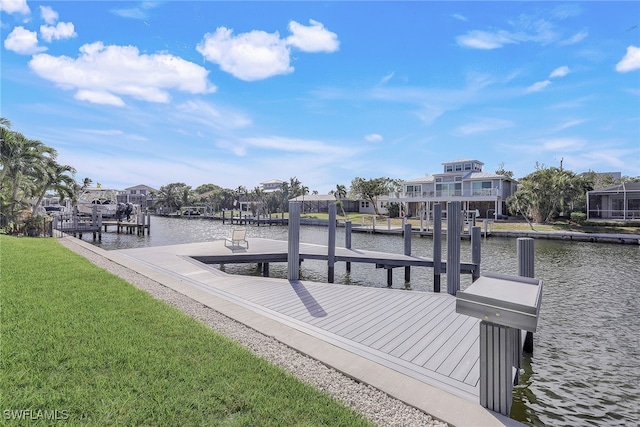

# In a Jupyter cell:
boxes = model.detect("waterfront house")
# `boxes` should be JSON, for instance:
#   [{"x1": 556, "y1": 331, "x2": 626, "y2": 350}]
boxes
[
  {"x1": 260, "y1": 179, "x2": 285, "y2": 193},
  {"x1": 586, "y1": 182, "x2": 640, "y2": 220},
  {"x1": 389, "y1": 159, "x2": 517, "y2": 219},
  {"x1": 118, "y1": 185, "x2": 157, "y2": 210}
]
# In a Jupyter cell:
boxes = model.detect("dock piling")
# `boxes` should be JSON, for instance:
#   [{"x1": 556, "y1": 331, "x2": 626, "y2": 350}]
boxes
[
  {"x1": 287, "y1": 202, "x2": 301, "y2": 281},
  {"x1": 328, "y1": 204, "x2": 336, "y2": 283},
  {"x1": 433, "y1": 205, "x2": 442, "y2": 292},
  {"x1": 404, "y1": 223, "x2": 412, "y2": 282},
  {"x1": 447, "y1": 201, "x2": 462, "y2": 295}
]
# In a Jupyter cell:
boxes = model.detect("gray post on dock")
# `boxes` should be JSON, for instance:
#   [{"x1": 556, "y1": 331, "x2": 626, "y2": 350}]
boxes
[
  {"x1": 404, "y1": 223, "x2": 411, "y2": 282},
  {"x1": 471, "y1": 226, "x2": 481, "y2": 281},
  {"x1": 345, "y1": 220, "x2": 352, "y2": 272},
  {"x1": 447, "y1": 201, "x2": 462, "y2": 295},
  {"x1": 433, "y1": 204, "x2": 442, "y2": 292},
  {"x1": 287, "y1": 201, "x2": 301, "y2": 281},
  {"x1": 518, "y1": 237, "x2": 536, "y2": 354},
  {"x1": 328, "y1": 203, "x2": 336, "y2": 283}
]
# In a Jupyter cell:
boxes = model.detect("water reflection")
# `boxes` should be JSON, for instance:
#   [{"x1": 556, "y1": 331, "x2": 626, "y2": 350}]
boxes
[{"x1": 87, "y1": 216, "x2": 640, "y2": 426}]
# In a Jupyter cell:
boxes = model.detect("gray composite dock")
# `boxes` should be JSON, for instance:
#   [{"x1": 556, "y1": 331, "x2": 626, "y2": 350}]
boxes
[{"x1": 115, "y1": 238, "x2": 482, "y2": 402}]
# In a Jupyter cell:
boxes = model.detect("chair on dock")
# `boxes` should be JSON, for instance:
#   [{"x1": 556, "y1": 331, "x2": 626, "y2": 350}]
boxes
[{"x1": 225, "y1": 228, "x2": 249, "y2": 249}]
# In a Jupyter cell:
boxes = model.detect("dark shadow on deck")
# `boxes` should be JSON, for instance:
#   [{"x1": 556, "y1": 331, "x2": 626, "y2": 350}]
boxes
[{"x1": 289, "y1": 280, "x2": 327, "y2": 317}]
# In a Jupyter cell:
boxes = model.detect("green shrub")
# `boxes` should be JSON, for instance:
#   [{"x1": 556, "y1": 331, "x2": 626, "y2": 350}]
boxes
[{"x1": 570, "y1": 212, "x2": 587, "y2": 224}]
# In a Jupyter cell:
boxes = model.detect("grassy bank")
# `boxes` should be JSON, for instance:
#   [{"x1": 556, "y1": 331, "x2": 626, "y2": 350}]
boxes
[
  {"x1": 0, "y1": 235, "x2": 371, "y2": 426},
  {"x1": 300, "y1": 213, "x2": 639, "y2": 235}
]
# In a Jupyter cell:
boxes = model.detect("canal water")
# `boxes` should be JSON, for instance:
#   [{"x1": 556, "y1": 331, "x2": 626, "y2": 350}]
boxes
[{"x1": 88, "y1": 216, "x2": 640, "y2": 426}]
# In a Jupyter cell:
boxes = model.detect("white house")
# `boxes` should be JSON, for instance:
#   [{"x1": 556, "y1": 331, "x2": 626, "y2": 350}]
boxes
[
  {"x1": 260, "y1": 179, "x2": 285, "y2": 193},
  {"x1": 389, "y1": 159, "x2": 517, "y2": 219},
  {"x1": 119, "y1": 184, "x2": 157, "y2": 210}
]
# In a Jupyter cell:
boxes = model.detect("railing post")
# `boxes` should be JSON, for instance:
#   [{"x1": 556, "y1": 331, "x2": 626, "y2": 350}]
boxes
[
  {"x1": 471, "y1": 226, "x2": 481, "y2": 281},
  {"x1": 447, "y1": 201, "x2": 461, "y2": 295},
  {"x1": 404, "y1": 223, "x2": 411, "y2": 282},
  {"x1": 433, "y1": 204, "x2": 442, "y2": 292},
  {"x1": 345, "y1": 220, "x2": 352, "y2": 272},
  {"x1": 287, "y1": 201, "x2": 301, "y2": 281},
  {"x1": 479, "y1": 321, "x2": 516, "y2": 416},
  {"x1": 328, "y1": 203, "x2": 336, "y2": 283},
  {"x1": 518, "y1": 237, "x2": 536, "y2": 354}
]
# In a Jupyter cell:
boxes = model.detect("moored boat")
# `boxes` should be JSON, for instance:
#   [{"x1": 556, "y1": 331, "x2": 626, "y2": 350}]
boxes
[{"x1": 76, "y1": 188, "x2": 120, "y2": 218}]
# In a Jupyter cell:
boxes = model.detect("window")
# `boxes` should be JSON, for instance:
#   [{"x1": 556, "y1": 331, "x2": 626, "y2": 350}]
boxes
[
  {"x1": 464, "y1": 163, "x2": 472, "y2": 171},
  {"x1": 455, "y1": 164, "x2": 463, "y2": 171},
  {"x1": 445, "y1": 165, "x2": 453, "y2": 172}
]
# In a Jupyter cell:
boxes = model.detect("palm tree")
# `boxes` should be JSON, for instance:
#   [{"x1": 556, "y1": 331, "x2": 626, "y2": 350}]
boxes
[
  {"x1": 335, "y1": 184, "x2": 348, "y2": 218},
  {"x1": 0, "y1": 130, "x2": 51, "y2": 220},
  {"x1": 300, "y1": 185, "x2": 309, "y2": 213},
  {"x1": 31, "y1": 157, "x2": 77, "y2": 215}
]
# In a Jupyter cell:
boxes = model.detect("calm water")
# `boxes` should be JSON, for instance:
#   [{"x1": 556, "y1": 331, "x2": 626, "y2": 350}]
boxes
[{"x1": 87, "y1": 216, "x2": 640, "y2": 426}]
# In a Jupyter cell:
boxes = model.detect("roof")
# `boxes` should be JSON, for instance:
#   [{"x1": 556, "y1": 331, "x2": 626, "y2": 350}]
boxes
[
  {"x1": 404, "y1": 175, "x2": 435, "y2": 184},
  {"x1": 442, "y1": 159, "x2": 484, "y2": 165},
  {"x1": 590, "y1": 182, "x2": 640, "y2": 193},
  {"x1": 464, "y1": 171, "x2": 512, "y2": 180},
  {"x1": 260, "y1": 179, "x2": 285, "y2": 185},
  {"x1": 124, "y1": 184, "x2": 158, "y2": 192},
  {"x1": 290, "y1": 194, "x2": 336, "y2": 202}
]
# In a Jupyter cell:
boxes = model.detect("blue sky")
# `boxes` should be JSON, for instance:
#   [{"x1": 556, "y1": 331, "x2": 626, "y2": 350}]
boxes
[{"x1": 2, "y1": 1, "x2": 639, "y2": 193}]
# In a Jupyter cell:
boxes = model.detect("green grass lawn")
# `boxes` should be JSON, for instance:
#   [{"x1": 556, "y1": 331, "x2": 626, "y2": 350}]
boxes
[{"x1": 0, "y1": 235, "x2": 372, "y2": 426}]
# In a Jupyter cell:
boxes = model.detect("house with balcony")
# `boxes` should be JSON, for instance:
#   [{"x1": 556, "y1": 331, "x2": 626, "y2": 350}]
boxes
[
  {"x1": 118, "y1": 184, "x2": 157, "y2": 210},
  {"x1": 389, "y1": 159, "x2": 517, "y2": 219},
  {"x1": 260, "y1": 179, "x2": 285, "y2": 193}
]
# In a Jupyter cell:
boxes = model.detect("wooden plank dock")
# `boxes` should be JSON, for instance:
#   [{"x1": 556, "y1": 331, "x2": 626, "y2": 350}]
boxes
[{"x1": 114, "y1": 238, "x2": 484, "y2": 403}]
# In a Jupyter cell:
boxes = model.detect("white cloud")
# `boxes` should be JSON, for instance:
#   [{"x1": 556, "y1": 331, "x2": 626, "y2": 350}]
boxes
[
  {"x1": 452, "y1": 13, "x2": 468, "y2": 22},
  {"x1": 111, "y1": 2, "x2": 159, "y2": 20},
  {"x1": 377, "y1": 72, "x2": 394, "y2": 86},
  {"x1": 541, "y1": 137, "x2": 586, "y2": 152},
  {"x1": 197, "y1": 27, "x2": 292, "y2": 81},
  {"x1": 549, "y1": 66, "x2": 569, "y2": 78},
  {"x1": 29, "y1": 42, "x2": 216, "y2": 106},
  {"x1": 553, "y1": 119, "x2": 587, "y2": 132},
  {"x1": 75, "y1": 90, "x2": 125, "y2": 107},
  {"x1": 457, "y1": 8, "x2": 583, "y2": 50},
  {"x1": 560, "y1": 29, "x2": 588, "y2": 46},
  {"x1": 39, "y1": 5, "x2": 57, "y2": 25},
  {"x1": 175, "y1": 99, "x2": 252, "y2": 131},
  {"x1": 616, "y1": 45, "x2": 640, "y2": 73},
  {"x1": 4, "y1": 26, "x2": 46, "y2": 55},
  {"x1": 525, "y1": 80, "x2": 551, "y2": 93},
  {"x1": 365, "y1": 134, "x2": 383, "y2": 142},
  {"x1": 453, "y1": 118, "x2": 515, "y2": 136},
  {"x1": 197, "y1": 20, "x2": 339, "y2": 81},
  {"x1": 456, "y1": 30, "x2": 516, "y2": 50},
  {"x1": 0, "y1": 0, "x2": 30, "y2": 15},
  {"x1": 40, "y1": 22, "x2": 77, "y2": 43},
  {"x1": 286, "y1": 19, "x2": 339, "y2": 53}
]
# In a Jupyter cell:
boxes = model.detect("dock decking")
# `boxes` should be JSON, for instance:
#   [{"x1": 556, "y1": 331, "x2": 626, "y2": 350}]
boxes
[{"x1": 115, "y1": 238, "x2": 482, "y2": 402}]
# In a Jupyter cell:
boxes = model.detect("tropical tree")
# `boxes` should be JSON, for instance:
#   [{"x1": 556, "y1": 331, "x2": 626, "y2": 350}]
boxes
[
  {"x1": 300, "y1": 185, "x2": 309, "y2": 213},
  {"x1": 349, "y1": 177, "x2": 400, "y2": 216},
  {"x1": 507, "y1": 164, "x2": 591, "y2": 224},
  {"x1": 31, "y1": 156, "x2": 77, "y2": 215},
  {"x1": 153, "y1": 182, "x2": 191, "y2": 213},
  {"x1": 1, "y1": 128, "x2": 52, "y2": 221},
  {"x1": 334, "y1": 184, "x2": 348, "y2": 218}
]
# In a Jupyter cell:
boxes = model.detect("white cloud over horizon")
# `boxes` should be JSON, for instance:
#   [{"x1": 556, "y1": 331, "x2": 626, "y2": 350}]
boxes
[
  {"x1": 197, "y1": 20, "x2": 338, "y2": 81},
  {"x1": 29, "y1": 42, "x2": 216, "y2": 106},
  {"x1": 616, "y1": 45, "x2": 640, "y2": 73}
]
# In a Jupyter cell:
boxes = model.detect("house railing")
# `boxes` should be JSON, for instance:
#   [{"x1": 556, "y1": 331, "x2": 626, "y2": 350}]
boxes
[{"x1": 390, "y1": 188, "x2": 499, "y2": 199}]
